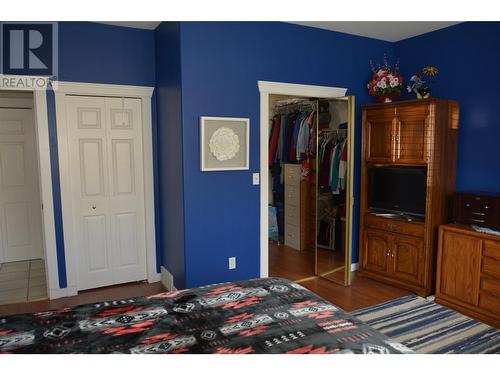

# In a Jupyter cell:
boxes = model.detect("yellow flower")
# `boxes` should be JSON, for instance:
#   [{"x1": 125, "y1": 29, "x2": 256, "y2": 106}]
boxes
[{"x1": 423, "y1": 66, "x2": 439, "y2": 76}]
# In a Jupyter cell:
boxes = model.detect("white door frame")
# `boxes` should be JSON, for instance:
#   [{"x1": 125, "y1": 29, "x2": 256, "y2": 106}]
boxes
[
  {"x1": 0, "y1": 75, "x2": 60, "y2": 298},
  {"x1": 53, "y1": 81, "x2": 158, "y2": 296},
  {"x1": 257, "y1": 81, "x2": 347, "y2": 277}
]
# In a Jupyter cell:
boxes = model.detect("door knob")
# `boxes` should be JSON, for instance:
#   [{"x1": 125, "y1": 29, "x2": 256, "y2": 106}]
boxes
[{"x1": 92, "y1": 205, "x2": 96, "y2": 210}]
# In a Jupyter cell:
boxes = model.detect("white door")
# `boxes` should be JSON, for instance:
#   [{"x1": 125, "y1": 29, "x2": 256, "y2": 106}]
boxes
[
  {"x1": 0, "y1": 108, "x2": 43, "y2": 263},
  {"x1": 66, "y1": 96, "x2": 147, "y2": 290}
]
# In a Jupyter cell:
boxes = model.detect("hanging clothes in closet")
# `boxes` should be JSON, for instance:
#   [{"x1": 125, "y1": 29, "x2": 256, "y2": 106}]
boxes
[
  {"x1": 318, "y1": 124, "x2": 348, "y2": 195},
  {"x1": 268, "y1": 108, "x2": 317, "y2": 184},
  {"x1": 317, "y1": 123, "x2": 348, "y2": 252},
  {"x1": 268, "y1": 105, "x2": 316, "y2": 238}
]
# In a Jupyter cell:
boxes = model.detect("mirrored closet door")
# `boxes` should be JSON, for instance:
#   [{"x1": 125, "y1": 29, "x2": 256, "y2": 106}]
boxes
[
  {"x1": 315, "y1": 97, "x2": 355, "y2": 286},
  {"x1": 268, "y1": 94, "x2": 354, "y2": 286}
]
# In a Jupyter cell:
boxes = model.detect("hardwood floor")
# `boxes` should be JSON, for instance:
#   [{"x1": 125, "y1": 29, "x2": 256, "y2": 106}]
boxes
[
  {"x1": 300, "y1": 273, "x2": 411, "y2": 312},
  {"x1": 0, "y1": 245, "x2": 410, "y2": 317},
  {"x1": 0, "y1": 281, "x2": 165, "y2": 316},
  {"x1": 269, "y1": 240, "x2": 345, "y2": 280},
  {"x1": 269, "y1": 240, "x2": 315, "y2": 280},
  {"x1": 269, "y1": 239, "x2": 410, "y2": 312}
]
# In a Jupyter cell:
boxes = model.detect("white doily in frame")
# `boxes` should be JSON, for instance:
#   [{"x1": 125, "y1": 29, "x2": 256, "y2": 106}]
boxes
[{"x1": 208, "y1": 127, "x2": 240, "y2": 161}]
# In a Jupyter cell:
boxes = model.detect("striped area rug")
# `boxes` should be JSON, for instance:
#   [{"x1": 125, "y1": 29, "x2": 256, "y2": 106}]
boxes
[{"x1": 352, "y1": 295, "x2": 500, "y2": 354}]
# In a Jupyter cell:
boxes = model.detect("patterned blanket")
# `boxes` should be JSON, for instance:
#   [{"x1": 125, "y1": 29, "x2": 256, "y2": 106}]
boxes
[{"x1": 0, "y1": 277, "x2": 412, "y2": 353}]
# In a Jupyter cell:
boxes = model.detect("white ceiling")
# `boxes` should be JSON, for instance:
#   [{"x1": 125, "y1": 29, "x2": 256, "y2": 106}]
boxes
[
  {"x1": 290, "y1": 21, "x2": 461, "y2": 42},
  {"x1": 96, "y1": 21, "x2": 461, "y2": 42}
]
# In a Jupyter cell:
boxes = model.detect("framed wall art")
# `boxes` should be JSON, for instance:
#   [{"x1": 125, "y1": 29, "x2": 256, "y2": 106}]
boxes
[{"x1": 200, "y1": 116, "x2": 249, "y2": 171}]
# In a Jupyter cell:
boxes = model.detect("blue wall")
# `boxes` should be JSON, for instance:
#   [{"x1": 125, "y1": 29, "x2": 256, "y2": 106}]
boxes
[
  {"x1": 172, "y1": 22, "x2": 394, "y2": 287},
  {"x1": 395, "y1": 22, "x2": 500, "y2": 194},
  {"x1": 50, "y1": 22, "x2": 156, "y2": 287},
  {"x1": 13, "y1": 21, "x2": 498, "y2": 291},
  {"x1": 58, "y1": 22, "x2": 156, "y2": 86},
  {"x1": 155, "y1": 22, "x2": 186, "y2": 289}
]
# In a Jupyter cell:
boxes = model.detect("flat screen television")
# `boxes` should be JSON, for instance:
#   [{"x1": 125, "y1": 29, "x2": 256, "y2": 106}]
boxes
[{"x1": 368, "y1": 167, "x2": 427, "y2": 217}]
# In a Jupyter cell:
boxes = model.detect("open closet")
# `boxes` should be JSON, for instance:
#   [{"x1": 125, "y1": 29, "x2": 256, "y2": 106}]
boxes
[{"x1": 267, "y1": 94, "x2": 355, "y2": 286}]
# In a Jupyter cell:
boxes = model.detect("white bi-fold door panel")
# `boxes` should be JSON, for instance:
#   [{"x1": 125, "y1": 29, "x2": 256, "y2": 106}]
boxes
[
  {"x1": 0, "y1": 108, "x2": 43, "y2": 263},
  {"x1": 66, "y1": 96, "x2": 146, "y2": 290}
]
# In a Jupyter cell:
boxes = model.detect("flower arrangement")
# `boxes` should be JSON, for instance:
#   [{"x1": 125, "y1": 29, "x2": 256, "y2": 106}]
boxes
[
  {"x1": 407, "y1": 66, "x2": 439, "y2": 99},
  {"x1": 367, "y1": 55, "x2": 404, "y2": 103}
]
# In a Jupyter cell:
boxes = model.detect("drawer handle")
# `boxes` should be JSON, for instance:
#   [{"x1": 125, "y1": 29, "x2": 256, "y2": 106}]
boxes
[
  {"x1": 471, "y1": 212, "x2": 486, "y2": 216},
  {"x1": 471, "y1": 218, "x2": 485, "y2": 223},
  {"x1": 386, "y1": 250, "x2": 391, "y2": 256},
  {"x1": 485, "y1": 206, "x2": 489, "y2": 210}
]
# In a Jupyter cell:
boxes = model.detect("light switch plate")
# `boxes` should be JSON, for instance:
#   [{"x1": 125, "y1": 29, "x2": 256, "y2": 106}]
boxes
[
  {"x1": 228, "y1": 257, "x2": 236, "y2": 270},
  {"x1": 252, "y1": 173, "x2": 260, "y2": 185}
]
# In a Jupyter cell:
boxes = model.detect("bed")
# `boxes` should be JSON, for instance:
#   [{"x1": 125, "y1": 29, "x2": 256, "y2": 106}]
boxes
[{"x1": 0, "y1": 277, "x2": 412, "y2": 354}]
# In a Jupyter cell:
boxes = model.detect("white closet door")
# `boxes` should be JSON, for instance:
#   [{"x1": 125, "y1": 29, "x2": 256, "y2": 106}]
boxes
[
  {"x1": 66, "y1": 96, "x2": 147, "y2": 290},
  {"x1": 0, "y1": 108, "x2": 43, "y2": 263},
  {"x1": 104, "y1": 97, "x2": 146, "y2": 285},
  {"x1": 66, "y1": 96, "x2": 113, "y2": 289}
]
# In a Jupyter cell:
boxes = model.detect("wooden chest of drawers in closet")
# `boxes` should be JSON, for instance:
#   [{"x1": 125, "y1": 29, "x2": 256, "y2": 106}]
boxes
[{"x1": 284, "y1": 164, "x2": 310, "y2": 250}]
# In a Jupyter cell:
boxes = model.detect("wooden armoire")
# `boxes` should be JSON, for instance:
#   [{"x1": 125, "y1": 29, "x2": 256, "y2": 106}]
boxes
[{"x1": 358, "y1": 99, "x2": 459, "y2": 297}]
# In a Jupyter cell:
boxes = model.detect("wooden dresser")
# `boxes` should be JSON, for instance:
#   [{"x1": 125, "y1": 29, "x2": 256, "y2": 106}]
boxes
[
  {"x1": 359, "y1": 99, "x2": 460, "y2": 297},
  {"x1": 436, "y1": 224, "x2": 500, "y2": 328}
]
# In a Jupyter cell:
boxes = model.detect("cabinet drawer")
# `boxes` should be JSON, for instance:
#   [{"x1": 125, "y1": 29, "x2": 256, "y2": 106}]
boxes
[
  {"x1": 483, "y1": 240, "x2": 500, "y2": 261},
  {"x1": 482, "y1": 256, "x2": 500, "y2": 278},
  {"x1": 480, "y1": 277, "x2": 500, "y2": 298},
  {"x1": 284, "y1": 222, "x2": 301, "y2": 250},
  {"x1": 285, "y1": 185, "x2": 300, "y2": 207},
  {"x1": 285, "y1": 205, "x2": 300, "y2": 226},
  {"x1": 365, "y1": 215, "x2": 424, "y2": 237},
  {"x1": 478, "y1": 292, "x2": 500, "y2": 314},
  {"x1": 284, "y1": 165, "x2": 301, "y2": 186}
]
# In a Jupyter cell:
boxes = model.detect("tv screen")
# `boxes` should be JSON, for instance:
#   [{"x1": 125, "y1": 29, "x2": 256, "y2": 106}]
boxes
[{"x1": 368, "y1": 167, "x2": 427, "y2": 217}]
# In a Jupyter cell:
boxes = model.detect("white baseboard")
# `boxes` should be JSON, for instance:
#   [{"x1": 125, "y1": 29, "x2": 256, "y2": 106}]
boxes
[
  {"x1": 351, "y1": 262, "x2": 359, "y2": 272},
  {"x1": 160, "y1": 266, "x2": 176, "y2": 291}
]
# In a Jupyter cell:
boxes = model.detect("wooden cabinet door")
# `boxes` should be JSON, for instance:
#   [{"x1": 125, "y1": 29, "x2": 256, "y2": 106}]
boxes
[
  {"x1": 391, "y1": 234, "x2": 423, "y2": 285},
  {"x1": 394, "y1": 104, "x2": 430, "y2": 164},
  {"x1": 362, "y1": 229, "x2": 391, "y2": 274},
  {"x1": 365, "y1": 108, "x2": 395, "y2": 163},
  {"x1": 437, "y1": 229, "x2": 481, "y2": 305}
]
